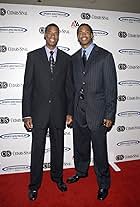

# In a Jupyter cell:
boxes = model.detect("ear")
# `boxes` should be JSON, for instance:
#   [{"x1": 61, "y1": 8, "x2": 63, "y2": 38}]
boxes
[{"x1": 91, "y1": 33, "x2": 94, "y2": 39}]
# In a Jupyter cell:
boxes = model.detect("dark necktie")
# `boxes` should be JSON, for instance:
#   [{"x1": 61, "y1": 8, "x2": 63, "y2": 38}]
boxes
[
  {"x1": 82, "y1": 50, "x2": 86, "y2": 66},
  {"x1": 49, "y1": 51, "x2": 55, "y2": 73}
]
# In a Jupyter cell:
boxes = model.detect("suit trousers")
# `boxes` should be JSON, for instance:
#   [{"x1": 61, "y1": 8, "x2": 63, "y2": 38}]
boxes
[
  {"x1": 73, "y1": 121, "x2": 110, "y2": 189},
  {"x1": 29, "y1": 118, "x2": 64, "y2": 190}
]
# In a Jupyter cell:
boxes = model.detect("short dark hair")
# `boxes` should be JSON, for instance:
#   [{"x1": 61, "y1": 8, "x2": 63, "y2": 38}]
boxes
[
  {"x1": 45, "y1": 23, "x2": 59, "y2": 33},
  {"x1": 77, "y1": 23, "x2": 93, "y2": 35}
]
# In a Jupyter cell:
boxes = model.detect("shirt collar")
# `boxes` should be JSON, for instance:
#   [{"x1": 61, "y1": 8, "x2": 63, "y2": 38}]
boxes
[
  {"x1": 45, "y1": 45, "x2": 57, "y2": 53},
  {"x1": 81, "y1": 43, "x2": 95, "y2": 59},
  {"x1": 44, "y1": 45, "x2": 57, "y2": 61}
]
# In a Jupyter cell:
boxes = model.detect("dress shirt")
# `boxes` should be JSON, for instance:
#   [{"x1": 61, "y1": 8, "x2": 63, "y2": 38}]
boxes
[
  {"x1": 81, "y1": 43, "x2": 95, "y2": 60},
  {"x1": 45, "y1": 45, "x2": 57, "y2": 62}
]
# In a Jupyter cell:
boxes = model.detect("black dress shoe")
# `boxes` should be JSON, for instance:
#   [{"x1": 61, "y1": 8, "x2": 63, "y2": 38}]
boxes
[
  {"x1": 66, "y1": 174, "x2": 87, "y2": 184},
  {"x1": 28, "y1": 189, "x2": 38, "y2": 201},
  {"x1": 97, "y1": 188, "x2": 108, "y2": 200},
  {"x1": 57, "y1": 181, "x2": 67, "y2": 192}
]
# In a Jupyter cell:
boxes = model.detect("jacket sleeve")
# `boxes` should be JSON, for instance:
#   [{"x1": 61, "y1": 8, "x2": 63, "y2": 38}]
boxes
[
  {"x1": 22, "y1": 52, "x2": 34, "y2": 118},
  {"x1": 103, "y1": 53, "x2": 117, "y2": 123}
]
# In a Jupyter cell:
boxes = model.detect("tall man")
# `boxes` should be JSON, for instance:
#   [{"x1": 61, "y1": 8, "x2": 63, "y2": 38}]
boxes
[
  {"x1": 22, "y1": 23, "x2": 73, "y2": 201},
  {"x1": 67, "y1": 24, "x2": 117, "y2": 201}
]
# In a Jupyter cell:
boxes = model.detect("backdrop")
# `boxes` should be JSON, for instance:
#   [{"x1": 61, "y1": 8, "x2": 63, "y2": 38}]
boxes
[{"x1": 0, "y1": 3, "x2": 140, "y2": 174}]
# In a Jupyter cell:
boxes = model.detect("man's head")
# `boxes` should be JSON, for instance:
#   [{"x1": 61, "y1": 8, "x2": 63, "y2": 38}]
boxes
[
  {"x1": 44, "y1": 23, "x2": 59, "y2": 49},
  {"x1": 77, "y1": 23, "x2": 93, "y2": 48}
]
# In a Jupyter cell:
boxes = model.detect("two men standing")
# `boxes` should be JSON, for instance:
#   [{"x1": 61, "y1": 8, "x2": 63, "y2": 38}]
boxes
[{"x1": 22, "y1": 23, "x2": 117, "y2": 201}]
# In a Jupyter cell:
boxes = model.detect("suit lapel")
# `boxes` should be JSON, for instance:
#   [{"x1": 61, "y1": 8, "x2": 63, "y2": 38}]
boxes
[
  {"x1": 85, "y1": 45, "x2": 99, "y2": 72},
  {"x1": 38, "y1": 47, "x2": 50, "y2": 70},
  {"x1": 76, "y1": 49, "x2": 85, "y2": 72}
]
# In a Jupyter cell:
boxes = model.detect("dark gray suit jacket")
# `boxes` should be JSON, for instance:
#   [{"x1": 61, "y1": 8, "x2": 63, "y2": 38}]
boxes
[
  {"x1": 22, "y1": 46, "x2": 74, "y2": 129},
  {"x1": 72, "y1": 44, "x2": 117, "y2": 130}
]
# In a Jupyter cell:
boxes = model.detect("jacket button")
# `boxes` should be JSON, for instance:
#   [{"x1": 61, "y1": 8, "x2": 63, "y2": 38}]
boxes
[{"x1": 48, "y1": 100, "x2": 51, "y2": 103}]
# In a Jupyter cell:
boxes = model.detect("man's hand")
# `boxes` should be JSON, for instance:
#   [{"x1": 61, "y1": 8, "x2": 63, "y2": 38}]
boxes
[
  {"x1": 23, "y1": 117, "x2": 33, "y2": 130},
  {"x1": 103, "y1": 119, "x2": 113, "y2": 128},
  {"x1": 66, "y1": 115, "x2": 73, "y2": 128}
]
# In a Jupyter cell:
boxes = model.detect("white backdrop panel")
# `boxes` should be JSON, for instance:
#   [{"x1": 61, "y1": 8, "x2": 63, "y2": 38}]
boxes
[{"x1": 0, "y1": 3, "x2": 140, "y2": 174}]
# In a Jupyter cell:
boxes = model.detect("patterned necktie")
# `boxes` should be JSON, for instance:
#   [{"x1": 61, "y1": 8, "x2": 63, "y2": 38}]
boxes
[
  {"x1": 49, "y1": 51, "x2": 54, "y2": 73},
  {"x1": 82, "y1": 50, "x2": 86, "y2": 66}
]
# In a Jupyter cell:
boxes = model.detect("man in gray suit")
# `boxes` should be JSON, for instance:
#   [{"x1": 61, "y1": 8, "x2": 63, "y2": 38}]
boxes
[
  {"x1": 67, "y1": 23, "x2": 117, "y2": 201},
  {"x1": 22, "y1": 23, "x2": 74, "y2": 201}
]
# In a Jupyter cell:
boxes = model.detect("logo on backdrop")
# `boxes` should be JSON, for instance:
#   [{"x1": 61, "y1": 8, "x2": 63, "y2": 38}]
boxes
[
  {"x1": 118, "y1": 63, "x2": 140, "y2": 70},
  {"x1": 0, "y1": 27, "x2": 27, "y2": 33},
  {"x1": 127, "y1": 96, "x2": 140, "y2": 101},
  {"x1": 118, "y1": 31, "x2": 127, "y2": 38},
  {"x1": 43, "y1": 163, "x2": 51, "y2": 169},
  {"x1": 116, "y1": 155, "x2": 124, "y2": 161},
  {"x1": 0, "y1": 45, "x2": 28, "y2": 52},
  {"x1": 117, "y1": 140, "x2": 140, "y2": 146},
  {"x1": 118, "y1": 31, "x2": 140, "y2": 38},
  {"x1": 39, "y1": 27, "x2": 45, "y2": 34},
  {"x1": 118, "y1": 63, "x2": 127, "y2": 70},
  {"x1": 64, "y1": 131, "x2": 71, "y2": 136},
  {"x1": 93, "y1": 30, "x2": 108, "y2": 36},
  {"x1": 125, "y1": 154, "x2": 139, "y2": 159},
  {"x1": 116, "y1": 154, "x2": 139, "y2": 160},
  {"x1": 117, "y1": 126, "x2": 126, "y2": 132},
  {"x1": 0, "y1": 117, "x2": 22, "y2": 124},
  {"x1": 0, "y1": 81, "x2": 8, "y2": 88},
  {"x1": 2, "y1": 165, "x2": 30, "y2": 172},
  {"x1": 1, "y1": 150, "x2": 12, "y2": 157},
  {"x1": 118, "y1": 80, "x2": 140, "y2": 86},
  {"x1": 117, "y1": 95, "x2": 126, "y2": 101},
  {"x1": 43, "y1": 162, "x2": 71, "y2": 169},
  {"x1": 0, "y1": 99, "x2": 22, "y2": 105},
  {"x1": 116, "y1": 125, "x2": 140, "y2": 132},
  {"x1": 0, "y1": 8, "x2": 6, "y2": 16},
  {"x1": 71, "y1": 20, "x2": 79, "y2": 28},
  {"x1": 118, "y1": 17, "x2": 140, "y2": 23},
  {"x1": 39, "y1": 27, "x2": 69, "y2": 34},
  {"x1": 58, "y1": 46, "x2": 70, "y2": 52},
  {"x1": 0, "y1": 8, "x2": 27, "y2": 16},
  {"x1": 118, "y1": 49, "x2": 140, "y2": 55},
  {"x1": 0, "y1": 133, "x2": 30, "y2": 139},
  {"x1": 0, "y1": 63, "x2": 25, "y2": 70},
  {"x1": 81, "y1": 13, "x2": 109, "y2": 20},
  {"x1": 1, "y1": 150, "x2": 30, "y2": 157},
  {"x1": 0, "y1": 45, "x2": 7, "y2": 52},
  {"x1": 0, "y1": 117, "x2": 9, "y2": 124},
  {"x1": 39, "y1": 11, "x2": 70, "y2": 17},
  {"x1": 64, "y1": 162, "x2": 72, "y2": 167},
  {"x1": 117, "y1": 95, "x2": 140, "y2": 101},
  {"x1": 45, "y1": 147, "x2": 71, "y2": 153},
  {"x1": 43, "y1": 129, "x2": 72, "y2": 138},
  {"x1": 0, "y1": 81, "x2": 23, "y2": 89},
  {"x1": 117, "y1": 111, "x2": 140, "y2": 117}
]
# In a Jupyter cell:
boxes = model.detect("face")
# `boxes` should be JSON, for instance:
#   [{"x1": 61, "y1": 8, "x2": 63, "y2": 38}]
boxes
[
  {"x1": 44, "y1": 26, "x2": 59, "y2": 49},
  {"x1": 77, "y1": 25, "x2": 93, "y2": 48}
]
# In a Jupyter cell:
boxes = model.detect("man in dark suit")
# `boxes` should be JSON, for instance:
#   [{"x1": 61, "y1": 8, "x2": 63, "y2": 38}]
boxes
[
  {"x1": 67, "y1": 23, "x2": 117, "y2": 201},
  {"x1": 22, "y1": 23, "x2": 74, "y2": 201}
]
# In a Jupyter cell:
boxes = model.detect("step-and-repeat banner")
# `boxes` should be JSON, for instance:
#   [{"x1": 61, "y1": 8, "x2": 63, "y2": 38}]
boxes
[{"x1": 0, "y1": 3, "x2": 140, "y2": 174}]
